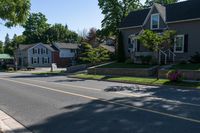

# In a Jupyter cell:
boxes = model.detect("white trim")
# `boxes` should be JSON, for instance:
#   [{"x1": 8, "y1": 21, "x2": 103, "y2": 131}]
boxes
[
  {"x1": 150, "y1": 13, "x2": 160, "y2": 30},
  {"x1": 143, "y1": 4, "x2": 156, "y2": 26},
  {"x1": 167, "y1": 18, "x2": 200, "y2": 24},
  {"x1": 118, "y1": 25, "x2": 142, "y2": 30},
  {"x1": 174, "y1": 35, "x2": 185, "y2": 53},
  {"x1": 128, "y1": 34, "x2": 138, "y2": 52}
]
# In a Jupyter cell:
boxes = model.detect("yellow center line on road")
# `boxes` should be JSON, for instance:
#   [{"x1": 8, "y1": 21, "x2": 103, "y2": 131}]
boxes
[
  {"x1": 15, "y1": 78, "x2": 200, "y2": 108},
  {"x1": 1, "y1": 77, "x2": 200, "y2": 124}
]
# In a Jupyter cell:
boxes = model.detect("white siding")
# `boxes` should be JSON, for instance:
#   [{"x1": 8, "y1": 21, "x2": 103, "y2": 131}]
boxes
[{"x1": 59, "y1": 49, "x2": 76, "y2": 58}]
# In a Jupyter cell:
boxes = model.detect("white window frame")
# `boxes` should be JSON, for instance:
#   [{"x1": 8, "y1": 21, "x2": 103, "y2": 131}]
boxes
[
  {"x1": 174, "y1": 35, "x2": 185, "y2": 53},
  {"x1": 33, "y1": 57, "x2": 38, "y2": 64},
  {"x1": 151, "y1": 13, "x2": 160, "y2": 30},
  {"x1": 128, "y1": 34, "x2": 138, "y2": 52}
]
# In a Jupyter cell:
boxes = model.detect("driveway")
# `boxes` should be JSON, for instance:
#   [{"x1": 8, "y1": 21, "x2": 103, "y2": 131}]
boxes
[{"x1": 0, "y1": 73, "x2": 200, "y2": 133}]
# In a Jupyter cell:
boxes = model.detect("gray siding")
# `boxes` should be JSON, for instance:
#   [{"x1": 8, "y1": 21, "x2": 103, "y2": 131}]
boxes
[
  {"x1": 168, "y1": 20, "x2": 200, "y2": 61},
  {"x1": 121, "y1": 27, "x2": 142, "y2": 58},
  {"x1": 28, "y1": 44, "x2": 53, "y2": 67}
]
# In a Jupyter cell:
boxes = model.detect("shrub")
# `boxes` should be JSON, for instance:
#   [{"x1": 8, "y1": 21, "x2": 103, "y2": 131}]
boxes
[
  {"x1": 140, "y1": 55, "x2": 152, "y2": 64},
  {"x1": 189, "y1": 52, "x2": 200, "y2": 63},
  {"x1": 179, "y1": 60, "x2": 188, "y2": 64},
  {"x1": 125, "y1": 58, "x2": 133, "y2": 64},
  {"x1": 167, "y1": 70, "x2": 182, "y2": 82}
]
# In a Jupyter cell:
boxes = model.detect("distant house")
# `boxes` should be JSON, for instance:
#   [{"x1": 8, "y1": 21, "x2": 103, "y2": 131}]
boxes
[
  {"x1": 15, "y1": 42, "x2": 80, "y2": 68},
  {"x1": 52, "y1": 43, "x2": 80, "y2": 67},
  {"x1": 119, "y1": 0, "x2": 200, "y2": 64},
  {"x1": 16, "y1": 43, "x2": 55, "y2": 68}
]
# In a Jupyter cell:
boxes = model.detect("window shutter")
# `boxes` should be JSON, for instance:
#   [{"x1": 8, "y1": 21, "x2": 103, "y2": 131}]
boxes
[
  {"x1": 128, "y1": 38, "x2": 131, "y2": 44},
  {"x1": 31, "y1": 57, "x2": 33, "y2": 64},
  {"x1": 137, "y1": 40, "x2": 140, "y2": 52},
  {"x1": 184, "y1": 34, "x2": 188, "y2": 52},
  {"x1": 171, "y1": 38, "x2": 175, "y2": 52},
  {"x1": 33, "y1": 49, "x2": 34, "y2": 54},
  {"x1": 48, "y1": 57, "x2": 49, "y2": 63},
  {"x1": 42, "y1": 57, "x2": 44, "y2": 64},
  {"x1": 46, "y1": 48, "x2": 48, "y2": 54},
  {"x1": 38, "y1": 57, "x2": 39, "y2": 63}
]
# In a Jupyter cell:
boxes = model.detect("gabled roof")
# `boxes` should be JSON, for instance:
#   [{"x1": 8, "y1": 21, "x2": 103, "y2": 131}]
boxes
[
  {"x1": 119, "y1": 0, "x2": 200, "y2": 29},
  {"x1": 18, "y1": 43, "x2": 55, "y2": 52},
  {"x1": 54, "y1": 43, "x2": 80, "y2": 50}
]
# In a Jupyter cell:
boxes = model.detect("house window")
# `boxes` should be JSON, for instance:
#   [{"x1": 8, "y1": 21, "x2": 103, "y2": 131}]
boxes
[
  {"x1": 174, "y1": 35, "x2": 184, "y2": 53},
  {"x1": 44, "y1": 57, "x2": 48, "y2": 64},
  {"x1": 33, "y1": 57, "x2": 38, "y2": 64},
  {"x1": 151, "y1": 14, "x2": 159, "y2": 29},
  {"x1": 128, "y1": 35, "x2": 137, "y2": 52},
  {"x1": 70, "y1": 49, "x2": 75, "y2": 53},
  {"x1": 33, "y1": 48, "x2": 38, "y2": 54}
]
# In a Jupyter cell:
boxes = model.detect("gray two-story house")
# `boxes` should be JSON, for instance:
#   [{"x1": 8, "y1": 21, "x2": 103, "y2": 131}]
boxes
[
  {"x1": 119, "y1": 0, "x2": 200, "y2": 64},
  {"x1": 16, "y1": 43, "x2": 55, "y2": 68}
]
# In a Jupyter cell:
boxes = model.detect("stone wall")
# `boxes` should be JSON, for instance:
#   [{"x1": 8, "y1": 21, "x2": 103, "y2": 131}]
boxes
[
  {"x1": 159, "y1": 69, "x2": 200, "y2": 80},
  {"x1": 88, "y1": 66, "x2": 158, "y2": 77}
]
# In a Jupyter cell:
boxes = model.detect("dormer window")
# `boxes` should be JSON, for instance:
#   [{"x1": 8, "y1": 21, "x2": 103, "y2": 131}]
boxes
[{"x1": 151, "y1": 14, "x2": 159, "y2": 30}]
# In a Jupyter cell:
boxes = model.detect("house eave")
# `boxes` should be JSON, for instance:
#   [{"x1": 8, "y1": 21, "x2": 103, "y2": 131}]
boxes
[
  {"x1": 118, "y1": 25, "x2": 142, "y2": 30},
  {"x1": 167, "y1": 18, "x2": 200, "y2": 24}
]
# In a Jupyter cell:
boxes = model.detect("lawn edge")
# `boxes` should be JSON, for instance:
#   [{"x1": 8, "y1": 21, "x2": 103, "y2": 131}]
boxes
[{"x1": 70, "y1": 75, "x2": 200, "y2": 90}]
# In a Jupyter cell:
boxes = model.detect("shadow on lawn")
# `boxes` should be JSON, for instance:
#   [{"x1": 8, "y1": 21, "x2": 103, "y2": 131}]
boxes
[{"x1": 12, "y1": 96, "x2": 200, "y2": 133}]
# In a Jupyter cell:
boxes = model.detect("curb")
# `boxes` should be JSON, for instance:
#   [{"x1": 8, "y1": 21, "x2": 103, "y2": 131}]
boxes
[{"x1": 0, "y1": 110, "x2": 32, "y2": 133}]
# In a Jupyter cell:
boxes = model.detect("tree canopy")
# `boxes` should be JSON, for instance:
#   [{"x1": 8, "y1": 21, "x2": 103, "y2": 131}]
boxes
[
  {"x1": 98, "y1": 0, "x2": 141, "y2": 36},
  {"x1": 138, "y1": 30, "x2": 176, "y2": 52},
  {"x1": 144, "y1": 0, "x2": 179, "y2": 7},
  {"x1": 23, "y1": 12, "x2": 50, "y2": 43},
  {"x1": 0, "y1": 0, "x2": 30, "y2": 27}
]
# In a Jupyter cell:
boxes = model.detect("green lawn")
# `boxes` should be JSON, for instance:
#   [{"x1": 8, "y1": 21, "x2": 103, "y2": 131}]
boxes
[
  {"x1": 99, "y1": 63, "x2": 155, "y2": 69},
  {"x1": 74, "y1": 74, "x2": 200, "y2": 89},
  {"x1": 32, "y1": 71, "x2": 65, "y2": 75},
  {"x1": 171, "y1": 63, "x2": 200, "y2": 70}
]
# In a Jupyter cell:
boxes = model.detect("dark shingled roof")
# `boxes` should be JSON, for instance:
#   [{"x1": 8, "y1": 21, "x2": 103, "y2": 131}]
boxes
[
  {"x1": 120, "y1": 0, "x2": 200, "y2": 28},
  {"x1": 119, "y1": 8, "x2": 150, "y2": 28},
  {"x1": 166, "y1": 0, "x2": 200, "y2": 22}
]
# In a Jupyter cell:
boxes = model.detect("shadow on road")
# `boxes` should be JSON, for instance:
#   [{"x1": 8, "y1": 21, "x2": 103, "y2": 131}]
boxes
[
  {"x1": 12, "y1": 96, "x2": 200, "y2": 133},
  {"x1": 104, "y1": 85, "x2": 200, "y2": 105}
]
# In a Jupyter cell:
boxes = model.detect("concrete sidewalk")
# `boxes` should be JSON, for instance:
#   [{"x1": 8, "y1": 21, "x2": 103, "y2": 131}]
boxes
[{"x1": 0, "y1": 110, "x2": 31, "y2": 133}]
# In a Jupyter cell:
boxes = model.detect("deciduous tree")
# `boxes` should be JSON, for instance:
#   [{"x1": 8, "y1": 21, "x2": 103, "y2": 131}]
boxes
[
  {"x1": 23, "y1": 12, "x2": 50, "y2": 43},
  {"x1": 98, "y1": 0, "x2": 141, "y2": 36},
  {"x1": 0, "y1": 0, "x2": 30, "y2": 27},
  {"x1": 144, "y1": 0, "x2": 179, "y2": 7}
]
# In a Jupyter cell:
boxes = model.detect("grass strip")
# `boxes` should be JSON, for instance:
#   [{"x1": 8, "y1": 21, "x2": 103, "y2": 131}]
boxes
[{"x1": 74, "y1": 74, "x2": 200, "y2": 89}]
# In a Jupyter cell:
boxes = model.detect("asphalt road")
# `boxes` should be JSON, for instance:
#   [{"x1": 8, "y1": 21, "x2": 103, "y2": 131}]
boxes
[{"x1": 0, "y1": 72, "x2": 200, "y2": 133}]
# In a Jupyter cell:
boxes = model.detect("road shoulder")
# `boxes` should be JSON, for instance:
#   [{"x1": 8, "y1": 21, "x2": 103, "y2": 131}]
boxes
[{"x1": 0, "y1": 110, "x2": 31, "y2": 133}]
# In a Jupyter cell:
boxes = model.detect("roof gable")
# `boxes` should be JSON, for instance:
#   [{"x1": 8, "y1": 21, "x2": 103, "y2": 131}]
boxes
[
  {"x1": 143, "y1": 3, "x2": 166, "y2": 26},
  {"x1": 120, "y1": 0, "x2": 200, "y2": 29},
  {"x1": 19, "y1": 43, "x2": 55, "y2": 52}
]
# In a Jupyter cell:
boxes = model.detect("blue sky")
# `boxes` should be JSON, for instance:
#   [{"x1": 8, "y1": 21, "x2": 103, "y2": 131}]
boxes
[
  {"x1": 0, "y1": 0, "x2": 106, "y2": 41},
  {"x1": 1, "y1": 0, "x2": 184, "y2": 42}
]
